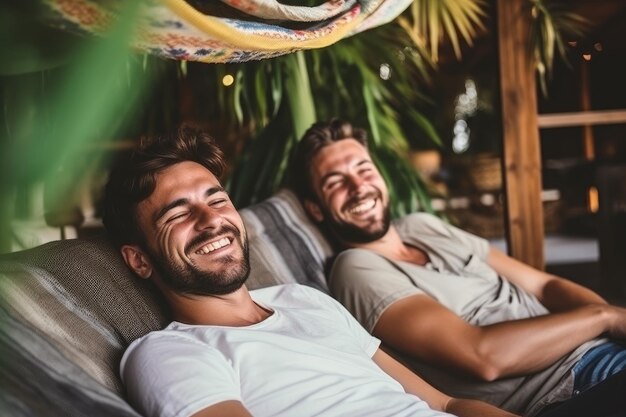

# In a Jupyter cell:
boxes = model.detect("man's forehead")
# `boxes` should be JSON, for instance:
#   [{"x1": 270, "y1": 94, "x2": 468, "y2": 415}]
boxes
[
  {"x1": 156, "y1": 161, "x2": 220, "y2": 190},
  {"x1": 312, "y1": 139, "x2": 371, "y2": 175},
  {"x1": 140, "y1": 162, "x2": 222, "y2": 211}
]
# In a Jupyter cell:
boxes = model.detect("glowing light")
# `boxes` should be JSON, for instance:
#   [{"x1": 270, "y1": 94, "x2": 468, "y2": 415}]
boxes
[
  {"x1": 452, "y1": 79, "x2": 478, "y2": 154},
  {"x1": 452, "y1": 120, "x2": 471, "y2": 154},
  {"x1": 589, "y1": 187, "x2": 599, "y2": 213},
  {"x1": 583, "y1": 54, "x2": 592, "y2": 61},
  {"x1": 379, "y1": 63, "x2": 391, "y2": 80},
  {"x1": 222, "y1": 74, "x2": 234, "y2": 86}
]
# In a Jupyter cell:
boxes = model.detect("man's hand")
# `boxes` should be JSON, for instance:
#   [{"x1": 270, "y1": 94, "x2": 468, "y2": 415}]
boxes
[{"x1": 190, "y1": 401, "x2": 253, "y2": 417}]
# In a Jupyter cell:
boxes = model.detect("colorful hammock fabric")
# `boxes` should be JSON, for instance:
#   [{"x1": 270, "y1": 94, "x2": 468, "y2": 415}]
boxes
[{"x1": 44, "y1": 0, "x2": 413, "y2": 63}]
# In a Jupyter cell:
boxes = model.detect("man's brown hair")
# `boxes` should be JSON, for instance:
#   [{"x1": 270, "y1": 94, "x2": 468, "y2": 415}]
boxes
[
  {"x1": 103, "y1": 127, "x2": 225, "y2": 247},
  {"x1": 290, "y1": 119, "x2": 368, "y2": 202}
]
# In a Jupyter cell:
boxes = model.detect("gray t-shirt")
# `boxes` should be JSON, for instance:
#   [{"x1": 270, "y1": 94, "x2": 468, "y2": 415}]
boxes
[{"x1": 329, "y1": 212, "x2": 603, "y2": 416}]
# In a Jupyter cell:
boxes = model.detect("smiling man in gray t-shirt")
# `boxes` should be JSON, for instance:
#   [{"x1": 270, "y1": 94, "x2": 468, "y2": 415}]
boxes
[{"x1": 291, "y1": 119, "x2": 626, "y2": 416}]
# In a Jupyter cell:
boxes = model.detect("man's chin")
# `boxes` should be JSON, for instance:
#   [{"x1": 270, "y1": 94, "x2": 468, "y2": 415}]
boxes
[
  {"x1": 177, "y1": 267, "x2": 250, "y2": 297},
  {"x1": 329, "y1": 222, "x2": 388, "y2": 244}
]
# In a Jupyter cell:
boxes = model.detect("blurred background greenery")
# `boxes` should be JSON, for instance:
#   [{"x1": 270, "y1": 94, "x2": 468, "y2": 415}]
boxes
[{"x1": 0, "y1": 0, "x2": 591, "y2": 253}]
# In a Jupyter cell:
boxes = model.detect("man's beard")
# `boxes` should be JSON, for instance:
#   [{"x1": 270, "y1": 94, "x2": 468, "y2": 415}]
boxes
[
  {"x1": 321, "y1": 193, "x2": 391, "y2": 244},
  {"x1": 148, "y1": 225, "x2": 251, "y2": 296}
]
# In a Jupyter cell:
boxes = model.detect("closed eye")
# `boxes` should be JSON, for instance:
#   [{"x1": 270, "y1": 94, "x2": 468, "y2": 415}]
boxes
[
  {"x1": 210, "y1": 199, "x2": 228, "y2": 208},
  {"x1": 166, "y1": 212, "x2": 189, "y2": 223},
  {"x1": 323, "y1": 176, "x2": 343, "y2": 191}
]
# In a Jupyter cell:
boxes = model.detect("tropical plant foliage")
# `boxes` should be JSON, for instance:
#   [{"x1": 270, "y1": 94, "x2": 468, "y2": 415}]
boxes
[
  {"x1": 225, "y1": 0, "x2": 497, "y2": 215},
  {"x1": 0, "y1": 0, "x2": 587, "y2": 251},
  {"x1": 0, "y1": 2, "x2": 163, "y2": 251},
  {"x1": 225, "y1": 0, "x2": 586, "y2": 212},
  {"x1": 225, "y1": 23, "x2": 442, "y2": 216},
  {"x1": 398, "y1": 0, "x2": 488, "y2": 63},
  {"x1": 528, "y1": 0, "x2": 588, "y2": 96}
]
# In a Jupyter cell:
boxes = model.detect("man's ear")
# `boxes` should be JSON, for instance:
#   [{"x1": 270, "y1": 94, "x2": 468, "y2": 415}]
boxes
[
  {"x1": 304, "y1": 199, "x2": 324, "y2": 223},
  {"x1": 121, "y1": 245, "x2": 154, "y2": 279}
]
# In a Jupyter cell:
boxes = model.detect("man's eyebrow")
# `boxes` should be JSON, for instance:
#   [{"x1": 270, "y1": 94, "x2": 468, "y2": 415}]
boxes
[{"x1": 153, "y1": 186, "x2": 225, "y2": 223}]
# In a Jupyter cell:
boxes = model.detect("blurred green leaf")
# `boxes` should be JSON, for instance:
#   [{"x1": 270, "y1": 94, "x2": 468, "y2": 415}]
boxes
[{"x1": 1, "y1": 0, "x2": 154, "y2": 251}]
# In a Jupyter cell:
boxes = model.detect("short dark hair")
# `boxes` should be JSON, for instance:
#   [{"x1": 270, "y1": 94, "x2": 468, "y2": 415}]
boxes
[
  {"x1": 103, "y1": 127, "x2": 225, "y2": 247},
  {"x1": 290, "y1": 119, "x2": 368, "y2": 202}
]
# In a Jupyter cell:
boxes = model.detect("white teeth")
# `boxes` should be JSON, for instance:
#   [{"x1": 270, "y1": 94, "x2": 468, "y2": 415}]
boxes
[
  {"x1": 348, "y1": 199, "x2": 376, "y2": 214},
  {"x1": 195, "y1": 237, "x2": 231, "y2": 254}
]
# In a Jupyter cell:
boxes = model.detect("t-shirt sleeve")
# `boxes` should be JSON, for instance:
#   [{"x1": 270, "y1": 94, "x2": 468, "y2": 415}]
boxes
[
  {"x1": 329, "y1": 250, "x2": 423, "y2": 333},
  {"x1": 120, "y1": 332, "x2": 241, "y2": 417}
]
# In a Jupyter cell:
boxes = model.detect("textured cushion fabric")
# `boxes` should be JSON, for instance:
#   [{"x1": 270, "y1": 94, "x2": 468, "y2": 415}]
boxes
[
  {"x1": 0, "y1": 236, "x2": 168, "y2": 416},
  {"x1": 240, "y1": 189, "x2": 334, "y2": 293},
  {"x1": 0, "y1": 311, "x2": 141, "y2": 417}
]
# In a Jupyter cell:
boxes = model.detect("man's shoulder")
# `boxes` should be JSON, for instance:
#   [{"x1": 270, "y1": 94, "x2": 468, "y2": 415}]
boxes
[
  {"x1": 331, "y1": 248, "x2": 401, "y2": 279},
  {"x1": 393, "y1": 211, "x2": 445, "y2": 231},
  {"x1": 120, "y1": 325, "x2": 226, "y2": 382},
  {"x1": 124, "y1": 324, "x2": 210, "y2": 356},
  {"x1": 334, "y1": 248, "x2": 385, "y2": 265}
]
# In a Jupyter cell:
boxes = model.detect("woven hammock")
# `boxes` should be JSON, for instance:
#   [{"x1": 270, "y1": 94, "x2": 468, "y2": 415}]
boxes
[{"x1": 44, "y1": 0, "x2": 413, "y2": 63}]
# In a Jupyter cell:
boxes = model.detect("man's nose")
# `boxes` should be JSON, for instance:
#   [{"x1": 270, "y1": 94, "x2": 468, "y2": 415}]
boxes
[
  {"x1": 347, "y1": 174, "x2": 366, "y2": 193},
  {"x1": 195, "y1": 205, "x2": 223, "y2": 230}
]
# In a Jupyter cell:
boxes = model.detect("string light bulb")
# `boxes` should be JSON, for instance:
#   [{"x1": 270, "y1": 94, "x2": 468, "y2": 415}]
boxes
[{"x1": 222, "y1": 74, "x2": 234, "y2": 86}]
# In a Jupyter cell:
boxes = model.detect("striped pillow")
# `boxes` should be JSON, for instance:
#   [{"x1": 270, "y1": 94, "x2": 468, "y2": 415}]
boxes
[
  {"x1": 0, "y1": 237, "x2": 167, "y2": 416},
  {"x1": 241, "y1": 188, "x2": 334, "y2": 293}
]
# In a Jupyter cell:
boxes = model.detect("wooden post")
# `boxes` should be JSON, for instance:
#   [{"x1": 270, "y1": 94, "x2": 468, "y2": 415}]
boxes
[{"x1": 497, "y1": 0, "x2": 545, "y2": 269}]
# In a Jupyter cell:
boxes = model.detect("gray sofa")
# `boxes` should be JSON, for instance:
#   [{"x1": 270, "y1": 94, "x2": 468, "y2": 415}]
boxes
[{"x1": 0, "y1": 189, "x2": 335, "y2": 416}]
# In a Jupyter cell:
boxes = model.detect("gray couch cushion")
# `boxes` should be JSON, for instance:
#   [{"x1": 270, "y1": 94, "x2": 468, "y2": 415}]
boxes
[
  {"x1": 0, "y1": 236, "x2": 168, "y2": 416},
  {"x1": 0, "y1": 311, "x2": 141, "y2": 417},
  {"x1": 241, "y1": 189, "x2": 334, "y2": 293}
]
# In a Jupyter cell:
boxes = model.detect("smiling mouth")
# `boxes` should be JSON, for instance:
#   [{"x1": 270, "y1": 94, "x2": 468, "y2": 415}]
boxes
[
  {"x1": 347, "y1": 198, "x2": 376, "y2": 215},
  {"x1": 195, "y1": 237, "x2": 232, "y2": 255}
]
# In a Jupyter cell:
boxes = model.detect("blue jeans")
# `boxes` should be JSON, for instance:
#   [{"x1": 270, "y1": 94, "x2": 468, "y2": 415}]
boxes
[
  {"x1": 573, "y1": 341, "x2": 626, "y2": 393},
  {"x1": 536, "y1": 342, "x2": 626, "y2": 417}
]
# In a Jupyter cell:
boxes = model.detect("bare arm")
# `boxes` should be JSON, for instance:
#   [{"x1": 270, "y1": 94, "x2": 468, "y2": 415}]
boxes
[
  {"x1": 190, "y1": 401, "x2": 253, "y2": 417},
  {"x1": 374, "y1": 293, "x2": 626, "y2": 380},
  {"x1": 372, "y1": 349, "x2": 519, "y2": 417},
  {"x1": 487, "y1": 247, "x2": 607, "y2": 311}
]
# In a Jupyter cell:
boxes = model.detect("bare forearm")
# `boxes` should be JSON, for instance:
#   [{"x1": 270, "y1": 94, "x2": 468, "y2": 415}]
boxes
[
  {"x1": 478, "y1": 304, "x2": 610, "y2": 377},
  {"x1": 446, "y1": 398, "x2": 519, "y2": 417},
  {"x1": 374, "y1": 294, "x2": 626, "y2": 383}
]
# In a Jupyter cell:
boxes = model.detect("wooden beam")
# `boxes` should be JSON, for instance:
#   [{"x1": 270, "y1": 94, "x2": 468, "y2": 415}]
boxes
[
  {"x1": 538, "y1": 109, "x2": 626, "y2": 128},
  {"x1": 497, "y1": 0, "x2": 545, "y2": 269}
]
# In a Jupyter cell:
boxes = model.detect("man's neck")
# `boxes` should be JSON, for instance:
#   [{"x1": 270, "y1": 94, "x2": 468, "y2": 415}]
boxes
[
  {"x1": 344, "y1": 226, "x2": 429, "y2": 266},
  {"x1": 166, "y1": 286, "x2": 273, "y2": 327}
]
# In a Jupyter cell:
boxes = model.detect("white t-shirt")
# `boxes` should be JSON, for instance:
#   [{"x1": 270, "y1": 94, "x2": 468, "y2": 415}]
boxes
[{"x1": 120, "y1": 284, "x2": 453, "y2": 417}]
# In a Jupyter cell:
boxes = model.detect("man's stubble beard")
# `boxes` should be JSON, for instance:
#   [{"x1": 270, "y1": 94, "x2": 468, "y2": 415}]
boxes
[
  {"x1": 147, "y1": 226, "x2": 251, "y2": 296},
  {"x1": 321, "y1": 193, "x2": 391, "y2": 245}
]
